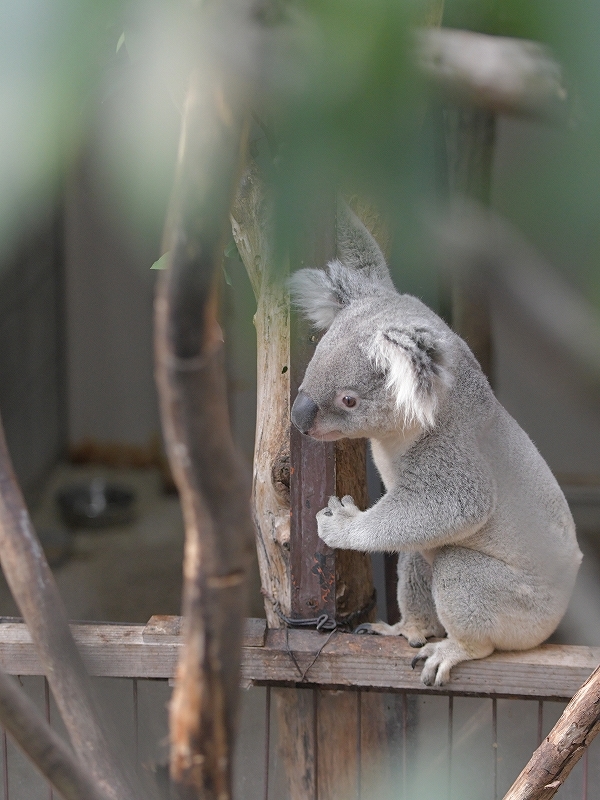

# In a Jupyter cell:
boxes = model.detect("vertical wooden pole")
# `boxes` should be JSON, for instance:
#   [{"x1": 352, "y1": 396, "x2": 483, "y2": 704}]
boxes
[
  {"x1": 233, "y1": 171, "x2": 380, "y2": 800},
  {"x1": 444, "y1": 107, "x2": 496, "y2": 380},
  {"x1": 289, "y1": 200, "x2": 338, "y2": 619},
  {"x1": 289, "y1": 199, "x2": 375, "y2": 624}
]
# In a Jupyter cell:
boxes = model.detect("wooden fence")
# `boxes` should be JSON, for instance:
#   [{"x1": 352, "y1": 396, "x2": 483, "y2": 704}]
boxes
[{"x1": 0, "y1": 616, "x2": 597, "y2": 799}]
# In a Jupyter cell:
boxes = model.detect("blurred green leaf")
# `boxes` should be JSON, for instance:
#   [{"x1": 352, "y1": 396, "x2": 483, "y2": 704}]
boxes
[
  {"x1": 150, "y1": 252, "x2": 170, "y2": 270},
  {"x1": 224, "y1": 240, "x2": 240, "y2": 260}
]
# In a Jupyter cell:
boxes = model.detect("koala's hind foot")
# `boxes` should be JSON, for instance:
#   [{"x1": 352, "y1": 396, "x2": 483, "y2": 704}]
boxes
[
  {"x1": 357, "y1": 620, "x2": 442, "y2": 648},
  {"x1": 411, "y1": 638, "x2": 494, "y2": 686}
]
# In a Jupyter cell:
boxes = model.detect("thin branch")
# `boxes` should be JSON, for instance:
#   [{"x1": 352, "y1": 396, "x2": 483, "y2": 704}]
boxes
[
  {"x1": 0, "y1": 668, "x2": 112, "y2": 800},
  {"x1": 503, "y1": 665, "x2": 600, "y2": 800},
  {"x1": 0, "y1": 419, "x2": 148, "y2": 800}
]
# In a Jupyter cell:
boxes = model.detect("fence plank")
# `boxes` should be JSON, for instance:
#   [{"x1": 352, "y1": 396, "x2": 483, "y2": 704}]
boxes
[{"x1": 0, "y1": 620, "x2": 596, "y2": 700}]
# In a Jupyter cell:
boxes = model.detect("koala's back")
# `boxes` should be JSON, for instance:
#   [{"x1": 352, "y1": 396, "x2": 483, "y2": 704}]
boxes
[{"x1": 443, "y1": 351, "x2": 582, "y2": 596}]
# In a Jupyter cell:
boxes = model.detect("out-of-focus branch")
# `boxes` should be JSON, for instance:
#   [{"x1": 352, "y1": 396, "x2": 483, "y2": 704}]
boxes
[
  {"x1": 416, "y1": 28, "x2": 567, "y2": 119},
  {"x1": 154, "y1": 4, "x2": 259, "y2": 799},
  {"x1": 503, "y1": 665, "x2": 600, "y2": 799},
  {"x1": 433, "y1": 202, "x2": 600, "y2": 394},
  {"x1": 0, "y1": 420, "x2": 147, "y2": 800},
  {"x1": 0, "y1": 668, "x2": 112, "y2": 800}
]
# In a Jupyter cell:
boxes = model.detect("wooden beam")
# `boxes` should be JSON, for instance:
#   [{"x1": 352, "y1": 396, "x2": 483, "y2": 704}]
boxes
[{"x1": 0, "y1": 619, "x2": 595, "y2": 701}]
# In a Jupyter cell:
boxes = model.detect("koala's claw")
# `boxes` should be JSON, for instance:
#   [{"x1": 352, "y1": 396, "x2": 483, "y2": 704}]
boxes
[
  {"x1": 354, "y1": 623, "x2": 377, "y2": 635},
  {"x1": 410, "y1": 639, "x2": 490, "y2": 686},
  {"x1": 410, "y1": 652, "x2": 427, "y2": 669}
]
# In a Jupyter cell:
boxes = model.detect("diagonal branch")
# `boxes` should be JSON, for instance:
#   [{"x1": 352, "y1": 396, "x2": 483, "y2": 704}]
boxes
[
  {"x1": 503, "y1": 665, "x2": 600, "y2": 800},
  {"x1": 0, "y1": 418, "x2": 148, "y2": 800},
  {"x1": 0, "y1": 667, "x2": 112, "y2": 800}
]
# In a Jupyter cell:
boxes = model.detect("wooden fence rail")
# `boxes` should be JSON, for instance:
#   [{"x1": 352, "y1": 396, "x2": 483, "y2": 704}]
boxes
[{"x1": 0, "y1": 617, "x2": 596, "y2": 702}]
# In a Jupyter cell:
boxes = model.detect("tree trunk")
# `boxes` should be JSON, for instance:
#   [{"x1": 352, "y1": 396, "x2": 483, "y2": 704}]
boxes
[{"x1": 231, "y1": 163, "x2": 292, "y2": 627}]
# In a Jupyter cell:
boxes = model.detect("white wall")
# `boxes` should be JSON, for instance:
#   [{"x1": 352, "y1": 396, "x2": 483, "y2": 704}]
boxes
[{"x1": 64, "y1": 153, "x2": 161, "y2": 447}]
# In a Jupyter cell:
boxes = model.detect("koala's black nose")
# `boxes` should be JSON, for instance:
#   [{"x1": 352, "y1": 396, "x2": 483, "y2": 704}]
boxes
[{"x1": 291, "y1": 391, "x2": 319, "y2": 434}]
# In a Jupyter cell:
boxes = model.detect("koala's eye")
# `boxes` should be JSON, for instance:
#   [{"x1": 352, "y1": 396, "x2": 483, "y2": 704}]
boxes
[{"x1": 335, "y1": 392, "x2": 360, "y2": 410}]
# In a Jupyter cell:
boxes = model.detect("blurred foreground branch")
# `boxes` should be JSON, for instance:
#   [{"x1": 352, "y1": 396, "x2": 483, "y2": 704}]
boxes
[
  {"x1": 435, "y1": 203, "x2": 600, "y2": 394},
  {"x1": 154, "y1": 3, "x2": 258, "y2": 798},
  {"x1": 0, "y1": 420, "x2": 146, "y2": 800},
  {"x1": 417, "y1": 28, "x2": 567, "y2": 118},
  {"x1": 0, "y1": 667, "x2": 112, "y2": 800},
  {"x1": 503, "y1": 665, "x2": 600, "y2": 799}
]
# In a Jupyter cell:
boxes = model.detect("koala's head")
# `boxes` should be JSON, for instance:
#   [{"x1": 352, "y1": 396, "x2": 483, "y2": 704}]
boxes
[{"x1": 290, "y1": 205, "x2": 453, "y2": 441}]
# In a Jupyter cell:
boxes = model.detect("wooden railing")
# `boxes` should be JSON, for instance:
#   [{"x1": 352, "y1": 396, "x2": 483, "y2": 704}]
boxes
[{"x1": 0, "y1": 617, "x2": 595, "y2": 699}]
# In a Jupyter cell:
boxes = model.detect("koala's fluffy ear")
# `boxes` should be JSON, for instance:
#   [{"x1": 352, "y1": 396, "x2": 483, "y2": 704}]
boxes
[
  {"x1": 336, "y1": 202, "x2": 393, "y2": 286},
  {"x1": 369, "y1": 326, "x2": 453, "y2": 428},
  {"x1": 289, "y1": 202, "x2": 394, "y2": 330}
]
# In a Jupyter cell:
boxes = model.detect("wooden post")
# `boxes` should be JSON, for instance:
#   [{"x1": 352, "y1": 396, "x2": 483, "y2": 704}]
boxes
[
  {"x1": 289, "y1": 198, "x2": 375, "y2": 625},
  {"x1": 233, "y1": 181, "x2": 381, "y2": 800},
  {"x1": 444, "y1": 106, "x2": 496, "y2": 379},
  {"x1": 289, "y1": 199, "x2": 338, "y2": 619}
]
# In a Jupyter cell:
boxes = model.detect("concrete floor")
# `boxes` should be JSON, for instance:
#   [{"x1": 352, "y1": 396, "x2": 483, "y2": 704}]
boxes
[{"x1": 0, "y1": 463, "x2": 186, "y2": 623}]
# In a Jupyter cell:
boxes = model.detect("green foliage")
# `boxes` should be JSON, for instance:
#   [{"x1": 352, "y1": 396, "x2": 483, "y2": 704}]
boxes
[
  {"x1": 150, "y1": 252, "x2": 170, "y2": 270},
  {"x1": 2, "y1": 0, "x2": 600, "y2": 303}
]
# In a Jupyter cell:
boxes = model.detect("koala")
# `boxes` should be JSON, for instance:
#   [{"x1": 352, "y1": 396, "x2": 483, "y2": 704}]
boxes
[{"x1": 289, "y1": 204, "x2": 582, "y2": 686}]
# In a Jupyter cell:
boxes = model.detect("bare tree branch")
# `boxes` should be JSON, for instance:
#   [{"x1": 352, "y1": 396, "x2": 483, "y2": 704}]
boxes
[
  {"x1": 154, "y1": 4, "x2": 259, "y2": 798},
  {"x1": 0, "y1": 419, "x2": 148, "y2": 800},
  {"x1": 0, "y1": 668, "x2": 112, "y2": 800},
  {"x1": 416, "y1": 28, "x2": 567, "y2": 119},
  {"x1": 231, "y1": 163, "x2": 292, "y2": 627},
  {"x1": 503, "y1": 665, "x2": 600, "y2": 800}
]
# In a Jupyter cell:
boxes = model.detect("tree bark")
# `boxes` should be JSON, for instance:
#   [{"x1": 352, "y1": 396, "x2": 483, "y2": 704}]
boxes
[
  {"x1": 155, "y1": 4, "x2": 259, "y2": 799},
  {"x1": 0, "y1": 417, "x2": 146, "y2": 800},
  {"x1": 503, "y1": 665, "x2": 600, "y2": 800},
  {"x1": 0, "y1": 667, "x2": 113, "y2": 800},
  {"x1": 231, "y1": 163, "x2": 292, "y2": 627}
]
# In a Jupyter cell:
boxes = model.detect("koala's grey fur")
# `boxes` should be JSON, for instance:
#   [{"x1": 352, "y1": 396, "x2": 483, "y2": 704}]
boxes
[{"x1": 289, "y1": 203, "x2": 582, "y2": 686}]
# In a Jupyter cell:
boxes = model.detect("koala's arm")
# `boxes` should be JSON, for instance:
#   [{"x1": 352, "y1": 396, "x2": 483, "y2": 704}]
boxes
[{"x1": 317, "y1": 442, "x2": 496, "y2": 552}]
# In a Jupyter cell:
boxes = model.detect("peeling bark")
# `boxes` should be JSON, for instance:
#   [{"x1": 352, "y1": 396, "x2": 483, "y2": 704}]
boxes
[{"x1": 231, "y1": 164, "x2": 292, "y2": 625}]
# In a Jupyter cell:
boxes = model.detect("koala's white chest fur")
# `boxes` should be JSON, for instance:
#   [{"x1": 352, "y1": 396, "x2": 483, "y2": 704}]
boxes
[{"x1": 370, "y1": 426, "x2": 422, "y2": 492}]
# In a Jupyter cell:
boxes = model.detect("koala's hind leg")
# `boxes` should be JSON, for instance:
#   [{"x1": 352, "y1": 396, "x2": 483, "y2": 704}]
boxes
[
  {"x1": 413, "y1": 545, "x2": 550, "y2": 686},
  {"x1": 361, "y1": 552, "x2": 445, "y2": 647},
  {"x1": 411, "y1": 638, "x2": 494, "y2": 686}
]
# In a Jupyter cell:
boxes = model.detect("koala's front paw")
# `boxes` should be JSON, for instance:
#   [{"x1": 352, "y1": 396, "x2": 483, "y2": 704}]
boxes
[{"x1": 316, "y1": 495, "x2": 360, "y2": 549}]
